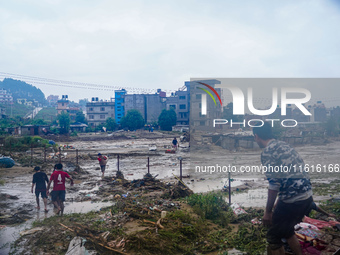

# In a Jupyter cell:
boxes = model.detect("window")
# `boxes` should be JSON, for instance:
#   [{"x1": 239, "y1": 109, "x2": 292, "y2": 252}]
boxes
[
  {"x1": 199, "y1": 103, "x2": 201, "y2": 109},
  {"x1": 196, "y1": 94, "x2": 201, "y2": 100},
  {"x1": 100, "y1": 107, "x2": 105, "y2": 111},
  {"x1": 179, "y1": 96, "x2": 186, "y2": 100},
  {"x1": 62, "y1": 103, "x2": 64, "y2": 106},
  {"x1": 179, "y1": 104, "x2": 186, "y2": 110},
  {"x1": 200, "y1": 121, "x2": 205, "y2": 126},
  {"x1": 89, "y1": 115, "x2": 94, "y2": 119},
  {"x1": 100, "y1": 115, "x2": 105, "y2": 119},
  {"x1": 169, "y1": 105, "x2": 176, "y2": 110},
  {"x1": 89, "y1": 108, "x2": 93, "y2": 111}
]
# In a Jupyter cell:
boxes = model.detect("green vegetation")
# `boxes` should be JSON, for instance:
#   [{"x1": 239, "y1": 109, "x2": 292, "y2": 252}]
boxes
[
  {"x1": 0, "y1": 103, "x2": 32, "y2": 118},
  {"x1": 158, "y1": 109, "x2": 177, "y2": 131},
  {"x1": 35, "y1": 107, "x2": 57, "y2": 122},
  {"x1": 105, "y1": 117, "x2": 117, "y2": 131},
  {"x1": 57, "y1": 112, "x2": 70, "y2": 134},
  {"x1": 75, "y1": 111, "x2": 87, "y2": 124},
  {"x1": 186, "y1": 192, "x2": 231, "y2": 227},
  {"x1": 4, "y1": 135, "x2": 55, "y2": 151},
  {"x1": 120, "y1": 109, "x2": 144, "y2": 130},
  {"x1": 0, "y1": 78, "x2": 46, "y2": 105}
]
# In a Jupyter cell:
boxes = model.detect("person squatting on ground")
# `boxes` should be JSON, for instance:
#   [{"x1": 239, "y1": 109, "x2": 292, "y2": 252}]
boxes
[
  {"x1": 46, "y1": 163, "x2": 73, "y2": 216},
  {"x1": 253, "y1": 122, "x2": 313, "y2": 255},
  {"x1": 97, "y1": 153, "x2": 108, "y2": 178},
  {"x1": 31, "y1": 166, "x2": 49, "y2": 213}
]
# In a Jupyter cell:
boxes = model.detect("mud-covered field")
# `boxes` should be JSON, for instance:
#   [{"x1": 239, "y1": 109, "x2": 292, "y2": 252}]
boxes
[{"x1": 0, "y1": 134, "x2": 339, "y2": 254}]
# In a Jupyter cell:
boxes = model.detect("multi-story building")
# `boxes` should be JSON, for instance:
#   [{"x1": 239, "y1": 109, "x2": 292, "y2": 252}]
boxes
[
  {"x1": 115, "y1": 89, "x2": 126, "y2": 124},
  {"x1": 56, "y1": 95, "x2": 80, "y2": 121},
  {"x1": 166, "y1": 82, "x2": 190, "y2": 125},
  {"x1": 190, "y1": 79, "x2": 222, "y2": 131},
  {"x1": 86, "y1": 97, "x2": 115, "y2": 127},
  {"x1": 124, "y1": 94, "x2": 146, "y2": 120},
  {"x1": 145, "y1": 91, "x2": 167, "y2": 124},
  {"x1": 47, "y1": 95, "x2": 59, "y2": 104},
  {"x1": 0, "y1": 89, "x2": 13, "y2": 104},
  {"x1": 57, "y1": 95, "x2": 69, "y2": 114},
  {"x1": 115, "y1": 89, "x2": 167, "y2": 124}
]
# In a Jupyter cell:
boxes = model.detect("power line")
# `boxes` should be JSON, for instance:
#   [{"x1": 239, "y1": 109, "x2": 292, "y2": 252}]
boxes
[{"x1": 0, "y1": 72, "x2": 178, "y2": 94}]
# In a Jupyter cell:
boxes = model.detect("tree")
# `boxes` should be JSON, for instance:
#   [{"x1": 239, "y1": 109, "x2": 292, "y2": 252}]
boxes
[
  {"x1": 158, "y1": 109, "x2": 177, "y2": 131},
  {"x1": 57, "y1": 112, "x2": 70, "y2": 134},
  {"x1": 105, "y1": 117, "x2": 117, "y2": 131},
  {"x1": 120, "y1": 110, "x2": 144, "y2": 131},
  {"x1": 75, "y1": 111, "x2": 87, "y2": 124}
]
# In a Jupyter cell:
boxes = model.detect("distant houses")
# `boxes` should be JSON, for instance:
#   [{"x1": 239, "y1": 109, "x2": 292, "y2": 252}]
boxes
[{"x1": 85, "y1": 83, "x2": 190, "y2": 128}]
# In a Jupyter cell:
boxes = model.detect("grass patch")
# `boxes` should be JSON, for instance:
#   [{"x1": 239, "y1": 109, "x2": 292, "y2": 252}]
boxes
[{"x1": 186, "y1": 191, "x2": 232, "y2": 227}]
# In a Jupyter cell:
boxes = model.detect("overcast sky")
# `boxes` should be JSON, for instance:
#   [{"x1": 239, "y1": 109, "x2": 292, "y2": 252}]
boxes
[{"x1": 0, "y1": 0, "x2": 339, "y2": 102}]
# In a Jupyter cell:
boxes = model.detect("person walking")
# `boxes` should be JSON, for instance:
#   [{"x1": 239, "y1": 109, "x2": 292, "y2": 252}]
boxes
[
  {"x1": 97, "y1": 153, "x2": 108, "y2": 178},
  {"x1": 253, "y1": 122, "x2": 313, "y2": 255},
  {"x1": 46, "y1": 163, "x2": 73, "y2": 216},
  {"x1": 172, "y1": 137, "x2": 178, "y2": 150},
  {"x1": 31, "y1": 166, "x2": 49, "y2": 213}
]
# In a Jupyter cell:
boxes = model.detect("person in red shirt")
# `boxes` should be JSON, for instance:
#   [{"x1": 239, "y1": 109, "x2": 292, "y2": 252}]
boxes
[
  {"x1": 97, "y1": 153, "x2": 108, "y2": 178},
  {"x1": 46, "y1": 163, "x2": 73, "y2": 216}
]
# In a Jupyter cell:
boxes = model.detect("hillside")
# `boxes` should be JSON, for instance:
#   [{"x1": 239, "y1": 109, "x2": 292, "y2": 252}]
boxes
[{"x1": 0, "y1": 78, "x2": 46, "y2": 105}]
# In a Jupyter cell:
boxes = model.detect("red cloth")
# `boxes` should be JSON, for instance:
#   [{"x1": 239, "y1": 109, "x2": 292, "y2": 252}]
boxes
[
  {"x1": 303, "y1": 216, "x2": 340, "y2": 229},
  {"x1": 50, "y1": 171, "x2": 70, "y2": 191}
]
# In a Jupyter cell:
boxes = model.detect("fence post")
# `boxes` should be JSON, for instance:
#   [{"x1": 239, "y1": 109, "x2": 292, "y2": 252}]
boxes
[
  {"x1": 31, "y1": 143, "x2": 33, "y2": 166},
  {"x1": 117, "y1": 154, "x2": 120, "y2": 171},
  {"x1": 147, "y1": 157, "x2": 150, "y2": 174},
  {"x1": 44, "y1": 145, "x2": 46, "y2": 163},
  {"x1": 180, "y1": 159, "x2": 182, "y2": 181},
  {"x1": 59, "y1": 147, "x2": 61, "y2": 163},
  {"x1": 76, "y1": 149, "x2": 79, "y2": 165},
  {"x1": 228, "y1": 172, "x2": 231, "y2": 206}
]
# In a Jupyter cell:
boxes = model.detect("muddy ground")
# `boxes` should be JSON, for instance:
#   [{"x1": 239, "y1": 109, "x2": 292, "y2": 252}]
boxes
[{"x1": 0, "y1": 132, "x2": 340, "y2": 254}]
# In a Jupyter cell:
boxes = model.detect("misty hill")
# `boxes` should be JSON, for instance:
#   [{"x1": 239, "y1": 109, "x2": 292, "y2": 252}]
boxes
[{"x1": 0, "y1": 78, "x2": 46, "y2": 105}]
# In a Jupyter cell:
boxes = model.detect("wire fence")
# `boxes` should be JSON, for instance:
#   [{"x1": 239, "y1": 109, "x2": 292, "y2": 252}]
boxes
[{"x1": 2, "y1": 144, "x2": 187, "y2": 181}]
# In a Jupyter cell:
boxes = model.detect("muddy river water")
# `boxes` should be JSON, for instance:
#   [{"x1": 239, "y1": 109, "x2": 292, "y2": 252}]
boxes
[{"x1": 0, "y1": 138, "x2": 339, "y2": 254}]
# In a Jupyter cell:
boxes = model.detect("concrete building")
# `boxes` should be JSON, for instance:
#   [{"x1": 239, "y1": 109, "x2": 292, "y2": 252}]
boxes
[
  {"x1": 166, "y1": 82, "x2": 190, "y2": 125},
  {"x1": 124, "y1": 94, "x2": 146, "y2": 120},
  {"x1": 115, "y1": 89, "x2": 126, "y2": 124},
  {"x1": 190, "y1": 79, "x2": 222, "y2": 131},
  {"x1": 116, "y1": 89, "x2": 167, "y2": 124},
  {"x1": 86, "y1": 97, "x2": 115, "y2": 127},
  {"x1": 57, "y1": 95, "x2": 69, "y2": 114},
  {"x1": 145, "y1": 92, "x2": 167, "y2": 123},
  {"x1": 47, "y1": 95, "x2": 59, "y2": 104}
]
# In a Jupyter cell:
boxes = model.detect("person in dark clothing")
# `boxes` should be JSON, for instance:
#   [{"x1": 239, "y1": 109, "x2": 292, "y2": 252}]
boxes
[
  {"x1": 172, "y1": 137, "x2": 178, "y2": 149},
  {"x1": 31, "y1": 166, "x2": 49, "y2": 212},
  {"x1": 307, "y1": 202, "x2": 336, "y2": 218},
  {"x1": 253, "y1": 122, "x2": 312, "y2": 255}
]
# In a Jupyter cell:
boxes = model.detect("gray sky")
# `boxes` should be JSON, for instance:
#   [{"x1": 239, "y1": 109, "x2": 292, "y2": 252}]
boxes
[{"x1": 0, "y1": 0, "x2": 340, "y2": 102}]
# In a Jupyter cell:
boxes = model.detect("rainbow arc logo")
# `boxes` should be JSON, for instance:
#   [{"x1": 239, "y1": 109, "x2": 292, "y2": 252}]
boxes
[{"x1": 197, "y1": 82, "x2": 222, "y2": 115}]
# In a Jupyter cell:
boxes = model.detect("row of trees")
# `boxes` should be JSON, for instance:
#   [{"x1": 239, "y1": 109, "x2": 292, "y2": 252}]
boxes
[{"x1": 56, "y1": 108, "x2": 177, "y2": 134}]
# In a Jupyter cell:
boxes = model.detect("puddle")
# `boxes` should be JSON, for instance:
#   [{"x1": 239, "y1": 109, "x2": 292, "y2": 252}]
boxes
[
  {"x1": 228, "y1": 189, "x2": 268, "y2": 208},
  {"x1": 0, "y1": 200, "x2": 113, "y2": 255}
]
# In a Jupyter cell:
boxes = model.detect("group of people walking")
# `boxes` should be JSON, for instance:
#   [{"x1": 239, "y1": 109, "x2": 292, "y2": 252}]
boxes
[{"x1": 31, "y1": 163, "x2": 73, "y2": 216}]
